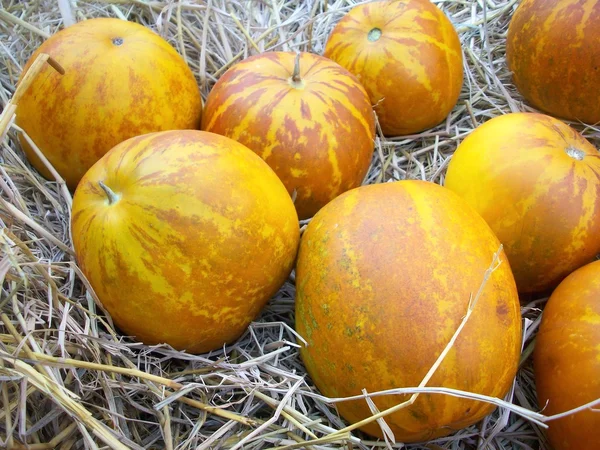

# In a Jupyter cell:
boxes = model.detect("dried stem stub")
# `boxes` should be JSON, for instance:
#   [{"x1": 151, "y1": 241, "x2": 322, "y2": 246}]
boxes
[
  {"x1": 289, "y1": 52, "x2": 305, "y2": 89},
  {"x1": 98, "y1": 181, "x2": 119, "y2": 205}
]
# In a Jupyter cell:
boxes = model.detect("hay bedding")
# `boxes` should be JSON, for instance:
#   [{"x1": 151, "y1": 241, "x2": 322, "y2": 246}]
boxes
[{"x1": 0, "y1": 0, "x2": 598, "y2": 448}]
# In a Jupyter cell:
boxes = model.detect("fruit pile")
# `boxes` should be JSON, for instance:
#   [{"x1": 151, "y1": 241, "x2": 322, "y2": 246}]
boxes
[{"x1": 7, "y1": 0, "x2": 600, "y2": 448}]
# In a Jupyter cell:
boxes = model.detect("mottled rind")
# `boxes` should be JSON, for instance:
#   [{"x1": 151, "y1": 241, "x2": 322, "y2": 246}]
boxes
[
  {"x1": 15, "y1": 18, "x2": 203, "y2": 190},
  {"x1": 533, "y1": 260, "x2": 600, "y2": 450},
  {"x1": 200, "y1": 51, "x2": 376, "y2": 220},
  {"x1": 295, "y1": 180, "x2": 522, "y2": 443},
  {"x1": 323, "y1": 0, "x2": 463, "y2": 136},
  {"x1": 506, "y1": 0, "x2": 600, "y2": 123},
  {"x1": 71, "y1": 130, "x2": 300, "y2": 354},
  {"x1": 445, "y1": 112, "x2": 600, "y2": 293}
]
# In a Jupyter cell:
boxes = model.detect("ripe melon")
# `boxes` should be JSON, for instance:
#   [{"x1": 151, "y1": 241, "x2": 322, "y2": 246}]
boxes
[{"x1": 295, "y1": 180, "x2": 522, "y2": 442}]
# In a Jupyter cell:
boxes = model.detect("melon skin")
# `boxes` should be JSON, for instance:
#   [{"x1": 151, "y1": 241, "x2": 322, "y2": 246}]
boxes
[
  {"x1": 444, "y1": 112, "x2": 600, "y2": 294},
  {"x1": 323, "y1": 0, "x2": 464, "y2": 136},
  {"x1": 72, "y1": 130, "x2": 300, "y2": 354},
  {"x1": 506, "y1": 0, "x2": 600, "y2": 123},
  {"x1": 201, "y1": 51, "x2": 376, "y2": 220},
  {"x1": 15, "y1": 18, "x2": 203, "y2": 190},
  {"x1": 534, "y1": 259, "x2": 600, "y2": 450},
  {"x1": 295, "y1": 180, "x2": 522, "y2": 443}
]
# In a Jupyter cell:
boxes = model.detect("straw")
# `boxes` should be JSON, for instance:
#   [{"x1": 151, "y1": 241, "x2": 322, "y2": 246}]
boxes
[{"x1": 1, "y1": 0, "x2": 599, "y2": 449}]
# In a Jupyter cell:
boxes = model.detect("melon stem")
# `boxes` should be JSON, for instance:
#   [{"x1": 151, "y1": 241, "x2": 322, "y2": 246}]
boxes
[
  {"x1": 292, "y1": 52, "x2": 302, "y2": 83},
  {"x1": 566, "y1": 146, "x2": 585, "y2": 161},
  {"x1": 368, "y1": 27, "x2": 382, "y2": 42},
  {"x1": 98, "y1": 181, "x2": 119, "y2": 205}
]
